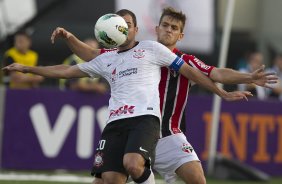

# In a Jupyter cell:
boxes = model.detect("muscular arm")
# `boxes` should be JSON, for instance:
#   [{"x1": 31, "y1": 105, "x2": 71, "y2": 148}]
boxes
[
  {"x1": 10, "y1": 72, "x2": 43, "y2": 83},
  {"x1": 179, "y1": 63, "x2": 251, "y2": 100},
  {"x1": 179, "y1": 63, "x2": 227, "y2": 97},
  {"x1": 210, "y1": 66, "x2": 278, "y2": 87},
  {"x1": 3, "y1": 63, "x2": 88, "y2": 79},
  {"x1": 65, "y1": 34, "x2": 100, "y2": 61},
  {"x1": 210, "y1": 68, "x2": 252, "y2": 84},
  {"x1": 51, "y1": 27, "x2": 100, "y2": 61}
]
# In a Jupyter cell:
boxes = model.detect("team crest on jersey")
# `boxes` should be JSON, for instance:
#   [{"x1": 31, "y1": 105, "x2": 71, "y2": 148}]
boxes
[
  {"x1": 181, "y1": 143, "x2": 194, "y2": 153},
  {"x1": 111, "y1": 68, "x2": 118, "y2": 83},
  {"x1": 133, "y1": 49, "x2": 145, "y2": 59},
  {"x1": 94, "y1": 152, "x2": 103, "y2": 167}
]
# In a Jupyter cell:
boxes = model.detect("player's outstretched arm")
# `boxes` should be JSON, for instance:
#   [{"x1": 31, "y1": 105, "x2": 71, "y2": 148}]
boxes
[
  {"x1": 210, "y1": 65, "x2": 278, "y2": 87},
  {"x1": 2, "y1": 63, "x2": 88, "y2": 79},
  {"x1": 50, "y1": 27, "x2": 100, "y2": 61},
  {"x1": 179, "y1": 63, "x2": 252, "y2": 101}
]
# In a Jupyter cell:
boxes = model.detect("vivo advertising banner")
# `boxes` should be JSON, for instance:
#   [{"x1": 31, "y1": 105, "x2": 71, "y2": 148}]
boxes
[
  {"x1": 2, "y1": 89, "x2": 109, "y2": 170},
  {"x1": 1, "y1": 89, "x2": 282, "y2": 175}
]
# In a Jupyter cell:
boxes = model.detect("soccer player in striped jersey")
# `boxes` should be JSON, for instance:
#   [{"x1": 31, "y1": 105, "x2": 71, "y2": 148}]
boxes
[
  {"x1": 153, "y1": 7, "x2": 277, "y2": 184},
  {"x1": 48, "y1": 9, "x2": 276, "y2": 184}
]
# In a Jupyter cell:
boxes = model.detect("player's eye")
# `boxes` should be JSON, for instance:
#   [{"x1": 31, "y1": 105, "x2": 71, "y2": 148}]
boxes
[
  {"x1": 172, "y1": 26, "x2": 179, "y2": 30},
  {"x1": 161, "y1": 23, "x2": 169, "y2": 27}
]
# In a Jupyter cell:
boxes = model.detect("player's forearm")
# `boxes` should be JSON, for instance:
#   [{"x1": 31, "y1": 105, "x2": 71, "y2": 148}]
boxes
[
  {"x1": 24, "y1": 65, "x2": 72, "y2": 78},
  {"x1": 179, "y1": 65, "x2": 227, "y2": 98},
  {"x1": 11, "y1": 73, "x2": 43, "y2": 83},
  {"x1": 66, "y1": 35, "x2": 100, "y2": 61},
  {"x1": 212, "y1": 68, "x2": 253, "y2": 84}
]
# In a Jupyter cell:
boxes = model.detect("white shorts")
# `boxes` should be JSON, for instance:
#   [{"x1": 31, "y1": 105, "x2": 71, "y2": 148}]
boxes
[{"x1": 153, "y1": 133, "x2": 200, "y2": 184}]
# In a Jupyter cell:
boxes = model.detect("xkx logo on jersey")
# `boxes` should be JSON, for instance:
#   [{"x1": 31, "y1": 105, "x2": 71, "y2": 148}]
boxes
[{"x1": 110, "y1": 105, "x2": 135, "y2": 117}]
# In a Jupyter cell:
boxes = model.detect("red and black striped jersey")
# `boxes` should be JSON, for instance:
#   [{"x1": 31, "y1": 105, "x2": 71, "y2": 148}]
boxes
[{"x1": 158, "y1": 48, "x2": 215, "y2": 138}]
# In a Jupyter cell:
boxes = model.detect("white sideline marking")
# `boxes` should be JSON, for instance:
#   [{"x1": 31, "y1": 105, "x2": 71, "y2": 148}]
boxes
[
  {"x1": 0, "y1": 173, "x2": 93, "y2": 183},
  {"x1": 0, "y1": 173, "x2": 165, "y2": 183}
]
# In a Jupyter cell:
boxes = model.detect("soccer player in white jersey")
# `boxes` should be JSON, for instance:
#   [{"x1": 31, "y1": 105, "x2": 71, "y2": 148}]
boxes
[{"x1": 47, "y1": 9, "x2": 277, "y2": 184}]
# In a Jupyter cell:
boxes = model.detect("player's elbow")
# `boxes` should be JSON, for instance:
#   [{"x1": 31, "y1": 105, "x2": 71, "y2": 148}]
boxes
[{"x1": 210, "y1": 69, "x2": 225, "y2": 83}]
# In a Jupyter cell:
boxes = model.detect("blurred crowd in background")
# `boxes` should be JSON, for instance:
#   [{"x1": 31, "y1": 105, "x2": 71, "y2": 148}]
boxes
[
  {"x1": 0, "y1": 0, "x2": 282, "y2": 101},
  {"x1": 0, "y1": 31, "x2": 109, "y2": 95}
]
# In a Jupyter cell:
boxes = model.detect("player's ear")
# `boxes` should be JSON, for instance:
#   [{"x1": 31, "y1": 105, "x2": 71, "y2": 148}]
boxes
[
  {"x1": 135, "y1": 26, "x2": 139, "y2": 34},
  {"x1": 178, "y1": 32, "x2": 184, "y2": 41},
  {"x1": 155, "y1": 26, "x2": 159, "y2": 34}
]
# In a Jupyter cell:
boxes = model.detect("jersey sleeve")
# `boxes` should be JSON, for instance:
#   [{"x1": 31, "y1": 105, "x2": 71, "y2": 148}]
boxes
[
  {"x1": 77, "y1": 57, "x2": 103, "y2": 78},
  {"x1": 100, "y1": 48, "x2": 117, "y2": 54},
  {"x1": 151, "y1": 41, "x2": 184, "y2": 71},
  {"x1": 184, "y1": 55, "x2": 214, "y2": 76}
]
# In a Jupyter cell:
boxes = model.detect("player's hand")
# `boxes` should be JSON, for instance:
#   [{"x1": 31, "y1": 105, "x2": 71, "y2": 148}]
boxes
[
  {"x1": 50, "y1": 27, "x2": 73, "y2": 44},
  {"x1": 251, "y1": 65, "x2": 278, "y2": 88},
  {"x1": 222, "y1": 90, "x2": 253, "y2": 101},
  {"x1": 2, "y1": 63, "x2": 28, "y2": 73}
]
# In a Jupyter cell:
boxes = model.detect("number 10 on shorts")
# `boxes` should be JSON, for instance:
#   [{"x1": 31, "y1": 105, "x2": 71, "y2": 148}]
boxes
[{"x1": 96, "y1": 140, "x2": 106, "y2": 150}]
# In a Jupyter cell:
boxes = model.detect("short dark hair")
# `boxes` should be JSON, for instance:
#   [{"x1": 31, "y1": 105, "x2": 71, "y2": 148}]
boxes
[
  {"x1": 116, "y1": 9, "x2": 137, "y2": 27},
  {"x1": 159, "y1": 7, "x2": 186, "y2": 32},
  {"x1": 15, "y1": 31, "x2": 31, "y2": 40}
]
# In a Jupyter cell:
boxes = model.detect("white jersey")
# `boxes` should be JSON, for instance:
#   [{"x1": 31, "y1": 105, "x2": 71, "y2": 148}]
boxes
[{"x1": 78, "y1": 40, "x2": 184, "y2": 124}]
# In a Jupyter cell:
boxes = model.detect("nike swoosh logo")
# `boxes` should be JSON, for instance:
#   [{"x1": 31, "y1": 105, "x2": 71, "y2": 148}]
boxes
[
  {"x1": 107, "y1": 64, "x2": 112, "y2": 67},
  {"x1": 139, "y1": 147, "x2": 148, "y2": 153}
]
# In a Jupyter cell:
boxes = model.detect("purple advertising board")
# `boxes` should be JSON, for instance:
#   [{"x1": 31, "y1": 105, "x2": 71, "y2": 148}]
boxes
[
  {"x1": 1, "y1": 89, "x2": 282, "y2": 176},
  {"x1": 2, "y1": 89, "x2": 109, "y2": 170}
]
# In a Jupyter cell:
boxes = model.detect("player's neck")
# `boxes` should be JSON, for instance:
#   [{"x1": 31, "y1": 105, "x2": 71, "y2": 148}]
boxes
[
  {"x1": 166, "y1": 45, "x2": 176, "y2": 52},
  {"x1": 117, "y1": 41, "x2": 138, "y2": 53},
  {"x1": 118, "y1": 41, "x2": 137, "y2": 50}
]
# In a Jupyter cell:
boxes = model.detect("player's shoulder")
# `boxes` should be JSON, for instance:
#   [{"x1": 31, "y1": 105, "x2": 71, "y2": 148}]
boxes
[
  {"x1": 139, "y1": 40, "x2": 164, "y2": 48},
  {"x1": 27, "y1": 49, "x2": 38, "y2": 56},
  {"x1": 140, "y1": 40, "x2": 157, "y2": 45},
  {"x1": 174, "y1": 49, "x2": 195, "y2": 61},
  {"x1": 4, "y1": 47, "x2": 17, "y2": 57}
]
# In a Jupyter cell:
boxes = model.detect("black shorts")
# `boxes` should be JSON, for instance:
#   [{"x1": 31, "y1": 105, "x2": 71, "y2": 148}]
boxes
[{"x1": 91, "y1": 115, "x2": 160, "y2": 177}]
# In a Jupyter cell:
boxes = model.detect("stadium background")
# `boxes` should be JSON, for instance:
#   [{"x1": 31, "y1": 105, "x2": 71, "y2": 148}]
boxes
[{"x1": 0, "y1": 0, "x2": 282, "y2": 183}]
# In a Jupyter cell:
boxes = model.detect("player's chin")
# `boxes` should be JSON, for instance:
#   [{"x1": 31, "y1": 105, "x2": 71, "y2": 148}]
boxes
[{"x1": 159, "y1": 38, "x2": 173, "y2": 46}]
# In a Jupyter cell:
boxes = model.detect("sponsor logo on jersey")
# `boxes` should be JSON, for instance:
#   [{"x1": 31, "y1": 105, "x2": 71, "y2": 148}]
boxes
[
  {"x1": 111, "y1": 68, "x2": 138, "y2": 83},
  {"x1": 118, "y1": 68, "x2": 137, "y2": 77},
  {"x1": 94, "y1": 152, "x2": 103, "y2": 167},
  {"x1": 194, "y1": 57, "x2": 211, "y2": 70},
  {"x1": 111, "y1": 68, "x2": 118, "y2": 83},
  {"x1": 181, "y1": 143, "x2": 194, "y2": 153},
  {"x1": 110, "y1": 105, "x2": 135, "y2": 117}
]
